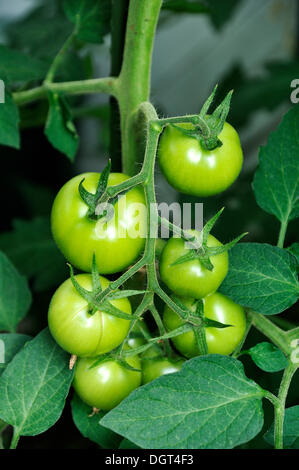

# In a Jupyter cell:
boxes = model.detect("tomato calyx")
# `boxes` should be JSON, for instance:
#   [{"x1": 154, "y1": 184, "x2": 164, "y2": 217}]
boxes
[
  {"x1": 171, "y1": 84, "x2": 233, "y2": 151},
  {"x1": 78, "y1": 160, "x2": 130, "y2": 221},
  {"x1": 171, "y1": 208, "x2": 247, "y2": 272},
  {"x1": 68, "y1": 255, "x2": 144, "y2": 320}
]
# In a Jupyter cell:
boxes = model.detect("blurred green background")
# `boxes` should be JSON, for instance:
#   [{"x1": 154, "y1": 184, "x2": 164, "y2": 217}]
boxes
[{"x1": 0, "y1": 0, "x2": 298, "y2": 449}]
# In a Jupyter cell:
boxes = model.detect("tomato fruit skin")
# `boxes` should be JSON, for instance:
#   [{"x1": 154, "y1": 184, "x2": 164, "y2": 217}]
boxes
[
  {"x1": 158, "y1": 122, "x2": 243, "y2": 197},
  {"x1": 159, "y1": 232, "x2": 228, "y2": 299},
  {"x1": 163, "y1": 292, "x2": 246, "y2": 357},
  {"x1": 48, "y1": 274, "x2": 132, "y2": 357},
  {"x1": 142, "y1": 356, "x2": 185, "y2": 384},
  {"x1": 73, "y1": 355, "x2": 142, "y2": 410},
  {"x1": 51, "y1": 172, "x2": 146, "y2": 274}
]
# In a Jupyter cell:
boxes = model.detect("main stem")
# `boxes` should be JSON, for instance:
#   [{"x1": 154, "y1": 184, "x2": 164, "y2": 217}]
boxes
[
  {"x1": 117, "y1": 0, "x2": 162, "y2": 175},
  {"x1": 274, "y1": 362, "x2": 297, "y2": 449}
]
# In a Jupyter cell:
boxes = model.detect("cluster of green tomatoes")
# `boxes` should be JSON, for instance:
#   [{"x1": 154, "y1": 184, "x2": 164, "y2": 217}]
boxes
[{"x1": 48, "y1": 118, "x2": 246, "y2": 411}]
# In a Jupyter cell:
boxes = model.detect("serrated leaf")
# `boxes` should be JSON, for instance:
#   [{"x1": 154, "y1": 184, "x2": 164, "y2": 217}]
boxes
[
  {"x1": 63, "y1": 0, "x2": 111, "y2": 44},
  {"x1": 0, "y1": 89, "x2": 20, "y2": 149},
  {"x1": 101, "y1": 355, "x2": 264, "y2": 449},
  {"x1": 264, "y1": 406, "x2": 299, "y2": 449},
  {"x1": 253, "y1": 105, "x2": 299, "y2": 224},
  {"x1": 220, "y1": 243, "x2": 299, "y2": 315},
  {"x1": 71, "y1": 394, "x2": 121, "y2": 448},
  {"x1": 247, "y1": 342, "x2": 288, "y2": 373},
  {"x1": 0, "y1": 328, "x2": 73, "y2": 437},
  {"x1": 0, "y1": 218, "x2": 68, "y2": 292},
  {"x1": 45, "y1": 92, "x2": 79, "y2": 161},
  {"x1": 0, "y1": 252, "x2": 31, "y2": 332},
  {"x1": 0, "y1": 334, "x2": 31, "y2": 378},
  {"x1": 0, "y1": 45, "x2": 47, "y2": 83}
]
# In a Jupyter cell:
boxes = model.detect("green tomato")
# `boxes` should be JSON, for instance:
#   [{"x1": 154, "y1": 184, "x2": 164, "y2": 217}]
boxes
[
  {"x1": 163, "y1": 292, "x2": 246, "y2": 357},
  {"x1": 73, "y1": 356, "x2": 142, "y2": 410},
  {"x1": 48, "y1": 274, "x2": 131, "y2": 357},
  {"x1": 51, "y1": 172, "x2": 146, "y2": 274},
  {"x1": 158, "y1": 122, "x2": 243, "y2": 197},
  {"x1": 142, "y1": 356, "x2": 185, "y2": 384},
  {"x1": 159, "y1": 231, "x2": 228, "y2": 299}
]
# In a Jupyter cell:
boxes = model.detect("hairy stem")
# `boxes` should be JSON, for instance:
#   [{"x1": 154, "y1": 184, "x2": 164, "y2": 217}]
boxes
[
  {"x1": 274, "y1": 362, "x2": 297, "y2": 449},
  {"x1": 118, "y1": 0, "x2": 162, "y2": 175},
  {"x1": 13, "y1": 77, "x2": 117, "y2": 106},
  {"x1": 277, "y1": 218, "x2": 288, "y2": 248},
  {"x1": 248, "y1": 310, "x2": 291, "y2": 356}
]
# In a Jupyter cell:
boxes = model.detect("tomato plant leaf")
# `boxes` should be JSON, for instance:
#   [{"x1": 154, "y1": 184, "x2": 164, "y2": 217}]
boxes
[
  {"x1": 0, "y1": 328, "x2": 73, "y2": 437},
  {"x1": 253, "y1": 105, "x2": 299, "y2": 225},
  {"x1": 63, "y1": 0, "x2": 111, "y2": 44},
  {"x1": 246, "y1": 342, "x2": 288, "y2": 373},
  {"x1": 287, "y1": 243, "x2": 299, "y2": 273},
  {"x1": 0, "y1": 45, "x2": 47, "y2": 83},
  {"x1": 0, "y1": 252, "x2": 32, "y2": 332},
  {"x1": 0, "y1": 334, "x2": 31, "y2": 378},
  {"x1": 220, "y1": 243, "x2": 299, "y2": 315},
  {"x1": 44, "y1": 92, "x2": 79, "y2": 161},
  {"x1": 0, "y1": 218, "x2": 68, "y2": 292},
  {"x1": 264, "y1": 406, "x2": 299, "y2": 449},
  {"x1": 71, "y1": 394, "x2": 121, "y2": 448},
  {"x1": 101, "y1": 355, "x2": 264, "y2": 449},
  {"x1": 0, "y1": 88, "x2": 20, "y2": 149}
]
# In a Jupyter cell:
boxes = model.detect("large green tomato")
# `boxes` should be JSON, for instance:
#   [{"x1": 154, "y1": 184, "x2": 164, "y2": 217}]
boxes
[
  {"x1": 48, "y1": 274, "x2": 132, "y2": 357},
  {"x1": 142, "y1": 356, "x2": 185, "y2": 384},
  {"x1": 159, "y1": 231, "x2": 228, "y2": 299},
  {"x1": 51, "y1": 172, "x2": 146, "y2": 274},
  {"x1": 73, "y1": 356, "x2": 142, "y2": 410},
  {"x1": 163, "y1": 292, "x2": 246, "y2": 357},
  {"x1": 158, "y1": 122, "x2": 243, "y2": 197}
]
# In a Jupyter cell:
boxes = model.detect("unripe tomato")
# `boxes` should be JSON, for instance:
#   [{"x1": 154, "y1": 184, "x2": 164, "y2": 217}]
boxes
[
  {"x1": 73, "y1": 355, "x2": 142, "y2": 410},
  {"x1": 142, "y1": 356, "x2": 185, "y2": 384},
  {"x1": 163, "y1": 292, "x2": 246, "y2": 357},
  {"x1": 51, "y1": 172, "x2": 146, "y2": 274},
  {"x1": 158, "y1": 122, "x2": 243, "y2": 197},
  {"x1": 159, "y1": 231, "x2": 228, "y2": 299},
  {"x1": 48, "y1": 274, "x2": 131, "y2": 357}
]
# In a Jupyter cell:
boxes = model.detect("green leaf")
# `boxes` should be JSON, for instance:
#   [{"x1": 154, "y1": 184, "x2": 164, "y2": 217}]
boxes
[
  {"x1": 63, "y1": 0, "x2": 111, "y2": 44},
  {"x1": 264, "y1": 406, "x2": 299, "y2": 449},
  {"x1": 0, "y1": 45, "x2": 47, "y2": 83},
  {"x1": 101, "y1": 355, "x2": 264, "y2": 449},
  {"x1": 44, "y1": 92, "x2": 79, "y2": 161},
  {"x1": 6, "y1": 3, "x2": 73, "y2": 60},
  {"x1": 0, "y1": 334, "x2": 31, "y2": 378},
  {"x1": 287, "y1": 243, "x2": 299, "y2": 273},
  {"x1": 163, "y1": 0, "x2": 209, "y2": 14},
  {"x1": 119, "y1": 438, "x2": 141, "y2": 449},
  {"x1": 0, "y1": 328, "x2": 73, "y2": 437},
  {"x1": 0, "y1": 218, "x2": 68, "y2": 292},
  {"x1": 71, "y1": 394, "x2": 121, "y2": 448},
  {"x1": 162, "y1": 0, "x2": 240, "y2": 29},
  {"x1": 246, "y1": 342, "x2": 288, "y2": 373},
  {"x1": 0, "y1": 89, "x2": 20, "y2": 149},
  {"x1": 220, "y1": 243, "x2": 299, "y2": 315},
  {"x1": 253, "y1": 105, "x2": 299, "y2": 225},
  {"x1": 0, "y1": 252, "x2": 31, "y2": 332}
]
